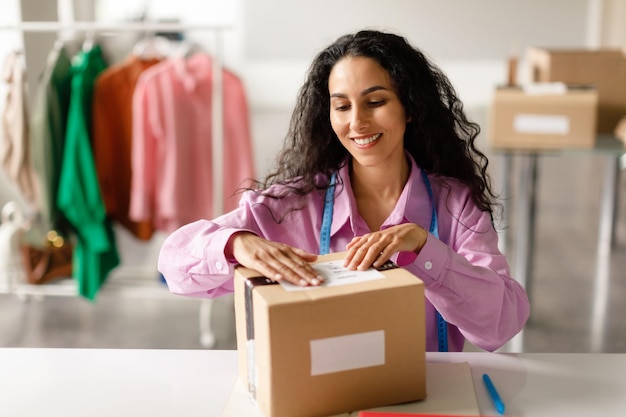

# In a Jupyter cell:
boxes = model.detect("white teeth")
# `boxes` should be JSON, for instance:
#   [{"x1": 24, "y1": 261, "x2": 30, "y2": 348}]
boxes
[{"x1": 353, "y1": 133, "x2": 381, "y2": 145}]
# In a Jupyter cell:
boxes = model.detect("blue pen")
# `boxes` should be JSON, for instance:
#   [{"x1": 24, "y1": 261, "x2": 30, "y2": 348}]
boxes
[{"x1": 482, "y1": 373, "x2": 505, "y2": 415}]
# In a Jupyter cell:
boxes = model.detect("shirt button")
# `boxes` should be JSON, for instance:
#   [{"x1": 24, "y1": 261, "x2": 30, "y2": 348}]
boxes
[
  {"x1": 216, "y1": 261, "x2": 223, "y2": 270},
  {"x1": 424, "y1": 261, "x2": 433, "y2": 270}
]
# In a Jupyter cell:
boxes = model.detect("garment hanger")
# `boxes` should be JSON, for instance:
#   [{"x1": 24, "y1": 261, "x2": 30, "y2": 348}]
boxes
[
  {"x1": 81, "y1": 28, "x2": 96, "y2": 52},
  {"x1": 133, "y1": 32, "x2": 171, "y2": 60},
  {"x1": 171, "y1": 38, "x2": 198, "y2": 58}
]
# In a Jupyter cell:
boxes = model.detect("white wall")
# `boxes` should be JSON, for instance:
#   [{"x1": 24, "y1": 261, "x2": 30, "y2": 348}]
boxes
[
  {"x1": 0, "y1": 0, "x2": 610, "y2": 280},
  {"x1": 11, "y1": 0, "x2": 599, "y2": 177}
]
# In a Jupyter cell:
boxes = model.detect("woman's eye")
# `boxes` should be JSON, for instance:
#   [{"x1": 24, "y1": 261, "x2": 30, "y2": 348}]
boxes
[
  {"x1": 368, "y1": 100, "x2": 385, "y2": 107},
  {"x1": 334, "y1": 104, "x2": 350, "y2": 111}
]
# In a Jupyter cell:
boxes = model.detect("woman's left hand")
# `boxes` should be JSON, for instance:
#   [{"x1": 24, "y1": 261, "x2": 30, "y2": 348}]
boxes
[{"x1": 344, "y1": 223, "x2": 428, "y2": 270}]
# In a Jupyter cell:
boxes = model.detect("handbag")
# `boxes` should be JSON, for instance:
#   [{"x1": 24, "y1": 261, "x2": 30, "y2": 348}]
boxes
[{"x1": 21, "y1": 231, "x2": 73, "y2": 285}]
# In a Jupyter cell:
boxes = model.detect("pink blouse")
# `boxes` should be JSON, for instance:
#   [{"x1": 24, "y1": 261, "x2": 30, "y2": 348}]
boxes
[{"x1": 158, "y1": 154, "x2": 530, "y2": 352}]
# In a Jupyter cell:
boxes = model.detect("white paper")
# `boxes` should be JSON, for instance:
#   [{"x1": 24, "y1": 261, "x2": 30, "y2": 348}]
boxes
[
  {"x1": 279, "y1": 260, "x2": 384, "y2": 291},
  {"x1": 221, "y1": 362, "x2": 479, "y2": 417},
  {"x1": 514, "y1": 114, "x2": 570, "y2": 135},
  {"x1": 310, "y1": 330, "x2": 385, "y2": 376}
]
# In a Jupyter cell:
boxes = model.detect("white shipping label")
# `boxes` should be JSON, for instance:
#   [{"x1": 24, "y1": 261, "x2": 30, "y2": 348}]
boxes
[
  {"x1": 280, "y1": 260, "x2": 384, "y2": 292},
  {"x1": 310, "y1": 330, "x2": 385, "y2": 376},
  {"x1": 513, "y1": 114, "x2": 570, "y2": 135}
]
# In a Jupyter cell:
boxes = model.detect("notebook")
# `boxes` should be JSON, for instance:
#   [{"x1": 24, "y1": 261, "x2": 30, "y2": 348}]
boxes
[{"x1": 221, "y1": 361, "x2": 480, "y2": 417}]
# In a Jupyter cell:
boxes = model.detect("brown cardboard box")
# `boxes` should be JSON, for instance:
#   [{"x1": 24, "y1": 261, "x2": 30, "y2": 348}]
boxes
[
  {"x1": 488, "y1": 85, "x2": 598, "y2": 150},
  {"x1": 526, "y1": 47, "x2": 626, "y2": 133},
  {"x1": 234, "y1": 252, "x2": 426, "y2": 417},
  {"x1": 614, "y1": 115, "x2": 626, "y2": 147}
]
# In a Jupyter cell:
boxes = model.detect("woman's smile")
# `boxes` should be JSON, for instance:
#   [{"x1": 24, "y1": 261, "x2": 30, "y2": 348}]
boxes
[{"x1": 353, "y1": 133, "x2": 381, "y2": 146}]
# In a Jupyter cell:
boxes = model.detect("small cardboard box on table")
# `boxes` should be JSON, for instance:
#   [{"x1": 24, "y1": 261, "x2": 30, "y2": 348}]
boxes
[
  {"x1": 526, "y1": 47, "x2": 626, "y2": 133},
  {"x1": 488, "y1": 84, "x2": 598, "y2": 150},
  {"x1": 233, "y1": 252, "x2": 426, "y2": 417}
]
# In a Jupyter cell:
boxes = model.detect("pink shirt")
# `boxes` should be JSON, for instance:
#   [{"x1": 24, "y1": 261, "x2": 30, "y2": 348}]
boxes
[
  {"x1": 158, "y1": 155, "x2": 529, "y2": 352},
  {"x1": 130, "y1": 53, "x2": 255, "y2": 232}
]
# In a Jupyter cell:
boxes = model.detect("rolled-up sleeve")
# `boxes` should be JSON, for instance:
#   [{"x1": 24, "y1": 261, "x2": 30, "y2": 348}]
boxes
[
  {"x1": 158, "y1": 219, "x2": 243, "y2": 298},
  {"x1": 157, "y1": 187, "x2": 323, "y2": 299}
]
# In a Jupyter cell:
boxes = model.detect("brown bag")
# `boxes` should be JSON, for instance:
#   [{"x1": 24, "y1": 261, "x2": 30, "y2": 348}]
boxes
[{"x1": 21, "y1": 235, "x2": 73, "y2": 285}]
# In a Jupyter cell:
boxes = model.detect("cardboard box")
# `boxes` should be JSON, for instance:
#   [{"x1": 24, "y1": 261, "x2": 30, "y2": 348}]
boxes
[
  {"x1": 614, "y1": 115, "x2": 626, "y2": 147},
  {"x1": 234, "y1": 252, "x2": 426, "y2": 417},
  {"x1": 488, "y1": 85, "x2": 598, "y2": 150},
  {"x1": 526, "y1": 47, "x2": 626, "y2": 133}
]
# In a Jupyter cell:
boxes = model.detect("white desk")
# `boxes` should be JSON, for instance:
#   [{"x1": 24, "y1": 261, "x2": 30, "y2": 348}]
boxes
[{"x1": 0, "y1": 348, "x2": 625, "y2": 417}]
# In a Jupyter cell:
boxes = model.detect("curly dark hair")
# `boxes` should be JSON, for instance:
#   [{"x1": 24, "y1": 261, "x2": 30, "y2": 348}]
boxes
[{"x1": 255, "y1": 29, "x2": 498, "y2": 219}]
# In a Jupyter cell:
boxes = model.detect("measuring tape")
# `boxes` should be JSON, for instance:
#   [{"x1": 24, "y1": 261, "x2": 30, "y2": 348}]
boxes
[
  {"x1": 319, "y1": 173, "x2": 336, "y2": 255},
  {"x1": 320, "y1": 170, "x2": 448, "y2": 352},
  {"x1": 420, "y1": 170, "x2": 448, "y2": 352}
]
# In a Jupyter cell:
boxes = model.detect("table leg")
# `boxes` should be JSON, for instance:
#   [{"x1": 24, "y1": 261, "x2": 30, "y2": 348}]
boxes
[
  {"x1": 199, "y1": 299, "x2": 217, "y2": 348},
  {"x1": 513, "y1": 153, "x2": 539, "y2": 297},
  {"x1": 496, "y1": 153, "x2": 514, "y2": 255},
  {"x1": 590, "y1": 155, "x2": 620, "y2": 352},
  {"x1": 504, "y1": 153, "x2": 538, "y2": 353}
]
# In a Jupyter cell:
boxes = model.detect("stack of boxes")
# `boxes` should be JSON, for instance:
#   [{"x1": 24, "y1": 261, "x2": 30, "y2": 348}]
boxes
[{"x1": 489, "y1": 48, "x2": 626, "y2": 149}]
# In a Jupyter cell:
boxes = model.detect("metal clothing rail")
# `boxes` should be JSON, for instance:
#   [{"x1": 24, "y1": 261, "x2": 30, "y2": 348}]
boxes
[
  {"x1": 0, "y1": 20, "x2": 228, "y2": 217},
  {"x1": 0, "y1": 20, "x2": 231, "y2": 347},
  {"x1": 0, "y1": 21, "x2": 231, "y2": 33}
]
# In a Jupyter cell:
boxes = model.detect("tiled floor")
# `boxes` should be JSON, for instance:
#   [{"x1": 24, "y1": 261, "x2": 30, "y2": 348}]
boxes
[{"x1": 0, "y1": 146, "x2": 625, "y2": 353}]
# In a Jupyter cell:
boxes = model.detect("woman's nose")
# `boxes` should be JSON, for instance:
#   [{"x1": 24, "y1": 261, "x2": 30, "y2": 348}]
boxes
[{"x1": 349, "y1": 108, "x2": 369, "y2": 131}]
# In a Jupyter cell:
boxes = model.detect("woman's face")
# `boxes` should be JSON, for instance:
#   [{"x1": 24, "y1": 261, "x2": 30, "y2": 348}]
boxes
[{"x1": 328, "y1": 56, "x2": 408, "y2": 169}]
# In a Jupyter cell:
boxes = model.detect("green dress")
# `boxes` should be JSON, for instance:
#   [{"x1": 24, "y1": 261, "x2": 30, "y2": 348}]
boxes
[{"x1": 57, "y1": 45, "x2": 120, "y2": 300}]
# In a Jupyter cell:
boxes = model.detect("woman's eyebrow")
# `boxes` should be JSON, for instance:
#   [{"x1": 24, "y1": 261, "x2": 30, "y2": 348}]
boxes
[
  {"x1": 361, "y1": 85, "x2": 388, "y2": 95},
  {"x1": 330, "y1": 85, "x2": 389, "y2": 98}
]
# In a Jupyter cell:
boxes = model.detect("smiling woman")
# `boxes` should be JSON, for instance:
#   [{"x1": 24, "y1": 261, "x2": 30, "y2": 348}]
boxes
[
  {"x1": 329, "y1": 56, "x2": 408, "y2": 177},
  {"x1": 157, "y1": 29, "x2": 530, "y2": 353}
]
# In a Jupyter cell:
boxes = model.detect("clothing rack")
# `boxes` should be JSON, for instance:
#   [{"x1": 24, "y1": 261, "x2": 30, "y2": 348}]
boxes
[
  {"x1": 1, "y1": 20, "x2": 228, "y2": 219},
  {"x1": 0, "y1": 20, "x2": 233, "y2": 347}
]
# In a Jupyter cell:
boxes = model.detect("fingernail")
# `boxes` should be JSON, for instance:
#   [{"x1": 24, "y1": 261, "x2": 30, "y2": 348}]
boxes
[
  {"x1": 299, "y1": 279, "x2": 307, "y2": 286},
  {"x1": 311, "y1": 278, "x2": 320, "y2": 285}
]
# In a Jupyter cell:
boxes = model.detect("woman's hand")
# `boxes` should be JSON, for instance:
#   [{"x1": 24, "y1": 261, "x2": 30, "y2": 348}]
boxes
[
  {"x1": 226, "y1": 232, "x2": 324, "y2": 286},
  {"x1": 344, "y1": 223, "x2": 428, "y2": 270}
]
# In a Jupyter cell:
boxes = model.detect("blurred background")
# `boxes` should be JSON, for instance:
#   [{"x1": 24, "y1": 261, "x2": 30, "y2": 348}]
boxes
[{"x1": 0, "y1": 0, "x2": 625, "y2": 353}]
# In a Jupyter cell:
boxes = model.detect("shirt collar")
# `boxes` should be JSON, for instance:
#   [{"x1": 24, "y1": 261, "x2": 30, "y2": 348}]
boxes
[
  {"x1": 394, "y1": 153, "x2": 431, "y2": 227},
  {"x1": 329, "y1": 153, "x2": 430, "y2": 236},
  {"x1": 173, "y1": 53, "x2": 212, "y2": 92}
]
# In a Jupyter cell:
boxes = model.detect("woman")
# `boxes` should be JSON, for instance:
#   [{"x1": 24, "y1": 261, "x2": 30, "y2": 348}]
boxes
[{"x1": 158, "y1": 29, "x2": 530, "y2": 352}]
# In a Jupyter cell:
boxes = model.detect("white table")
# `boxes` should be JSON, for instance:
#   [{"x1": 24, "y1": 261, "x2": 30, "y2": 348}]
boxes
[{"x1": 1, "y1": 348, "x2": 625, "y2": 417}]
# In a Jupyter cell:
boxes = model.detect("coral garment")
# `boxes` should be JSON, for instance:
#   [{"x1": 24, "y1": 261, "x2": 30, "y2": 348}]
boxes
[
  {"x1": 130, "y1": 52, "x2": 255, "y2": 233},
  {"x1": 92, "y1": 54, "x2": 161, "y2": 240}
]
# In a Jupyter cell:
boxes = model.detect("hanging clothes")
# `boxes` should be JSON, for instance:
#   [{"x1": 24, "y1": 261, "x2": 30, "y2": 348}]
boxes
[
  {"x1": 27, "y1": 42, "x2": 73, "y2": 246},
  {"x1": 57, "y1": 44, "x2": 120, "y2": 300},
  {"x1": 1, "y1": 50, "x2": 37, "y2": 205},
  {"x1": 130, "y1": 52, "x2": 255, "y2": 232},
  {"x1": 92, "y1": 54, "x2": 162, "y2": 241}
]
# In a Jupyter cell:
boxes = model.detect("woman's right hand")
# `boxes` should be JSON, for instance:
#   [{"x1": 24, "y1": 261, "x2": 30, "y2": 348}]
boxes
[{"x1": 226, "y1": 232, "x2": 324, "y2": 287}]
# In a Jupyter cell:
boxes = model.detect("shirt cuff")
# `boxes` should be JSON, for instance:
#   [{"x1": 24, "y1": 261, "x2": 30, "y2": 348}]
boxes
[{"x1": 412, "y1": 232, "x2": 449, "y2": 285}]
